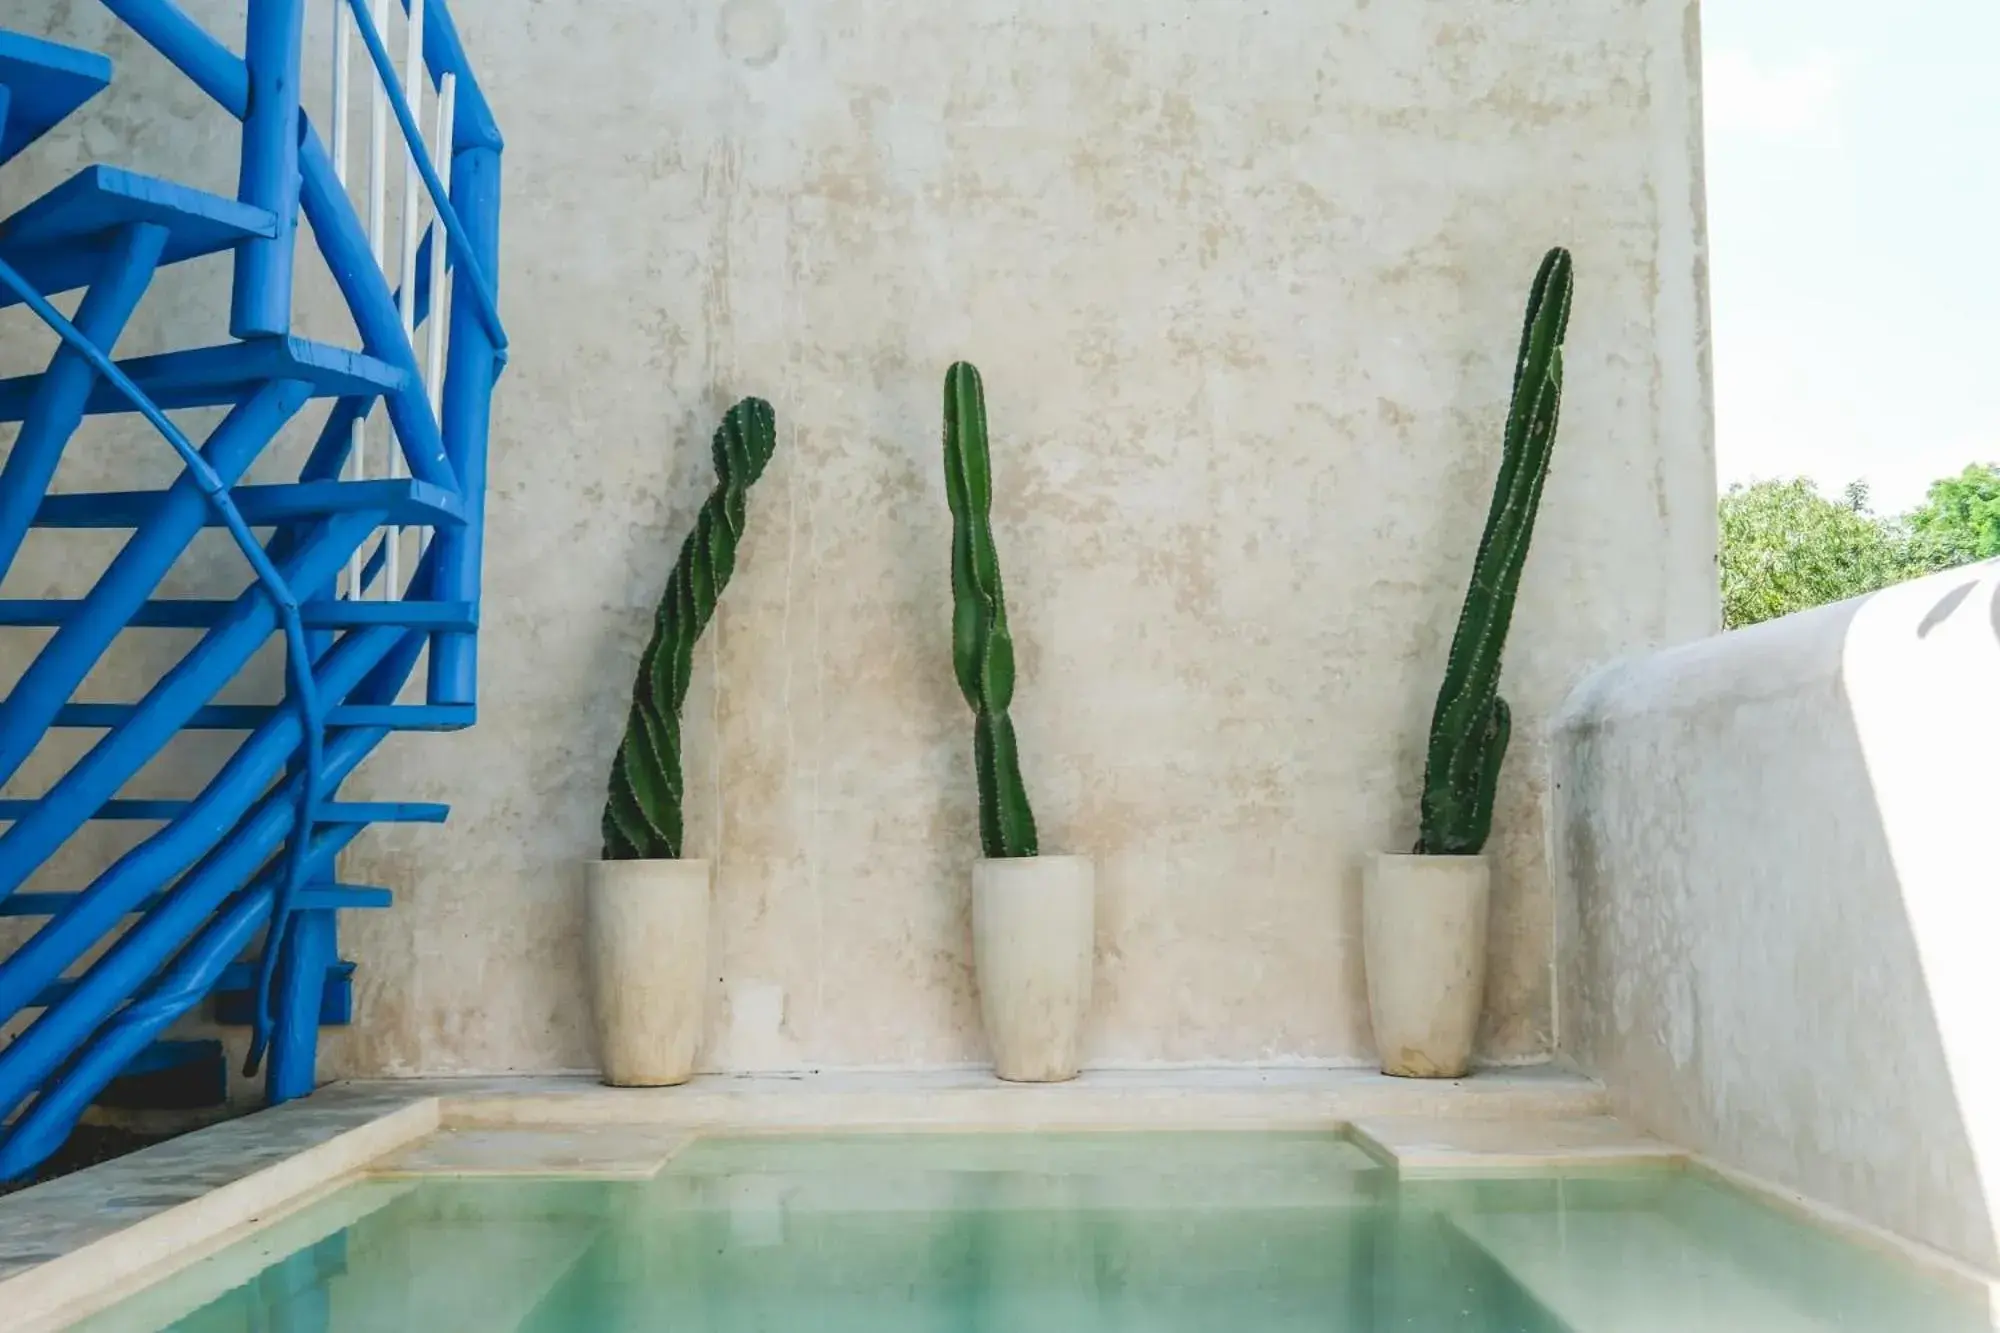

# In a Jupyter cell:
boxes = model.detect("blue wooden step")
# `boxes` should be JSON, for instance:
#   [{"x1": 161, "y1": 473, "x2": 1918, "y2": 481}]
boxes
[
  {"x1": 0, "y1": 336, "x2": 407, "y2": 419},
  {"x1": 0, "y1": 31, "x2": 111, "y2": 166},
  {"x1": 111, "y1": 1038, "x2": 222, "y2": 1080},
  {"x1": 28, "y1": 963, "x2": 359, "y2": 1029},
  {"x1": 0, "y1": 799, "x2": 447, "y2": 825},
  {"x1": 0, "y1": 166, "x2": 277, "y2": 307},
  {"x1": 214, "y1": 959, "x2": 359, "y2": 1027},
  {"x1": 4, "y1": 882, "x2": 392, "y2": 921},
  {"x1": 0, "y1": 599, "x2": 476, "y2": 630},
  {"x1": 32, "y1": 478, "x2": 465, "y2": 529},
  {"x1": 97, "y1": 1038, "x2": 226, "y2": 1111},
  {"x1": 47, "y1": 703, "x2": 477, "y2": 731}
]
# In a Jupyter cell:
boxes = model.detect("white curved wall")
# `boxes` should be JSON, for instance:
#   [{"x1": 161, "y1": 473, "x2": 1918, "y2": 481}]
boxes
[{"x1": 1556, "y1": 560, "x2": 2000, "y2": 1270}]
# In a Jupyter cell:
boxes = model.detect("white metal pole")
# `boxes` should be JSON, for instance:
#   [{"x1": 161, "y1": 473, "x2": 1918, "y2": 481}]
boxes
[
  {"x1": 332, "y1": 0, "x2": 364, "y2": 600},
  {"x1": 387, "y1": 0, "x2": 426, "y2": 600},
  {"x1": 426, "y1": 74, "x2": 455, "y2": 416},
  {"x1": 418, "y1": 74, "x2": 456, "y2": 561},
  {"x1": 366, "y1": 0, "x2": 390, "y2": 599}
]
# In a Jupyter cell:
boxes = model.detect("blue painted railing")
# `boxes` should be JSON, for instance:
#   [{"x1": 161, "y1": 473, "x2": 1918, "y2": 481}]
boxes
[{"x1": 0, "y1": 0, "x2": 501, "y2": 1179}]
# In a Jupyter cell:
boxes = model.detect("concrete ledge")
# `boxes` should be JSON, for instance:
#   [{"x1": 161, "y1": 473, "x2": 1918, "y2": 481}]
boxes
[
  {"x1": 370, "y1": 1125, "x2": 695, "y2": 1180},
  {"x1": 433, "y1": 1066, "x2": 1611, "y2": 1130},
  {"x1": 1349, "y1": 1115, "x2": 1685, "y2": 1175}
]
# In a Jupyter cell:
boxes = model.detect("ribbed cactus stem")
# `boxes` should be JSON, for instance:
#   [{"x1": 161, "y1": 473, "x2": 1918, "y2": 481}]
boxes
[
  {"x1": 943, "y1": 362, "x2": 1039, "y2": 859},
  {"x1": 1416, "y1": 248, "x2": 1574, "y2": 856},
  {"x1": 602, "y1": 397, "x2": 778, "y2": 860}
]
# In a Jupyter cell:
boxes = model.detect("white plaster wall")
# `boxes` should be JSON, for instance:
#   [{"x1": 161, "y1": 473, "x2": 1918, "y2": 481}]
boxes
[
  {"x1": 3, "y1": 1, "x2": 1715, "y2": 1079},
  {"x1": 1555, "y1": 561, "x2": 2000, "y2": 1271}
]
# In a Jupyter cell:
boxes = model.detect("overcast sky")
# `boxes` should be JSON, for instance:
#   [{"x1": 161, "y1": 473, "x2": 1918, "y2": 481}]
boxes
[{"x1": 1703, "y1": 0, "x2": 2000, "y2": 512}]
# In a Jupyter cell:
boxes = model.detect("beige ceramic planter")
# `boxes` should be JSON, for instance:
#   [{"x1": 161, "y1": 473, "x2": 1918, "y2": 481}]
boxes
[
  {"x1": 1362, "y1": 852, "x2": 1490, "y2": 1079},
  {"x1": 972, "y1": 855, "x2": 1095, "y2": 1083},
  {"x1": 584, "y1": 858, "x2": 710, "y2": 1087}
]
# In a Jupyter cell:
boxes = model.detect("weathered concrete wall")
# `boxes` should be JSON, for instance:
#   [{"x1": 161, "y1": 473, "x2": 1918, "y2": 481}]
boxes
[
  {"x1": 1555, "y1": 561, "x2": 2000, "y2": 1271},
  {"x1": 3, "y1": 0, "x2": 1715, "y2": 1079}
]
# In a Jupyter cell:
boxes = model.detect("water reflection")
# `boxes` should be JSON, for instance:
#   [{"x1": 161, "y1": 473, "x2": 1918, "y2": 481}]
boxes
[{"x1": 76, "y1": 1133, "x2": 1992, "y2": 1333}]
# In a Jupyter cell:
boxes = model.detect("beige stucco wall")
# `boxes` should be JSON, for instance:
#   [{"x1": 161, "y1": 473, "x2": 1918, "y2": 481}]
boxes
[
  {"x1": 4, "y1": 0, "x2": 1715, "y2": 1080},
  {"x1": 1555, "y1": 560, "x2": 2000, "y2": 1271}
]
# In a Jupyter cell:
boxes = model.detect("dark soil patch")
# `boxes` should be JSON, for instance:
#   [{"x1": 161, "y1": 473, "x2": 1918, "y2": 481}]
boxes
[{"x1": 0, "y1": 1124, "x2": 176, "y2": 1197}]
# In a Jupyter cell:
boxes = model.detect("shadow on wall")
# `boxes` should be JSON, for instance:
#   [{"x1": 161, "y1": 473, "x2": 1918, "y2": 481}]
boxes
[{"x1": 1553, "y1": 558, "x2": 2000, "y2": 1272}]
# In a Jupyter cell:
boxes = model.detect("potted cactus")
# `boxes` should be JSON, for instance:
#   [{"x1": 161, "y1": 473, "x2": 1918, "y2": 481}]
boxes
[
  {"x1": 588, "y1": 397, "x2": 778, "y2": 1087},
  {"x1": 943, "y1": 362, "x2": 1094, "y2": 1083},
  {"x1": 1365, "y1": 249, "x2": 1574, "y2": 1079}
]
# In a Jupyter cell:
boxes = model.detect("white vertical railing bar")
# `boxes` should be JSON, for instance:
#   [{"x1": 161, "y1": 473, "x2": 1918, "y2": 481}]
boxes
[
  {"x1": 366, "y1": 0, "x2": 390, "y2": 599},
  {"x1": 387, "y1": 0, "x2": 426, "y2": 600},
  {"x1": 425, "y1": 75, "x2": 456, "y2": 418},
  {"x1": 331, "y1": 0, "x2": 364, "y2": 601},
  {"x1": 418, "y1": 73, "x2": 456, "y2": 560}
]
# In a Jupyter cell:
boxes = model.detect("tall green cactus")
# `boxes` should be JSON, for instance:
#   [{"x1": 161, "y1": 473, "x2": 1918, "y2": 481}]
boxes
[
  {"x1": 602, "y1": 397, "x2": 778, "y2": 860},
  {"x1": 1416, "y1": 248, "x2": 1575, "y2": 856},
  {"x1": 943, "y1": 362, "x2": 1039, "y2": 859}
]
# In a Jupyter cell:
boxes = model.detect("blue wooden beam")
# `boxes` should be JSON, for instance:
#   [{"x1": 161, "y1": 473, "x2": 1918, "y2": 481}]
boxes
[
  {"x1": 0, "y1": 513, "x2": 381, "y2": 904},
  {"x1": 0, "y1": 799, "x2": 446, "y2": 825},
  {"x1": 0, "y1": 31, "x2": 112, "y2": 165},
  {"x1": 265, "y1": 907, "x2": 334, "y2": 1101},
  {"x1": 0, "y1": 337, "x2": 402, "y2": 419},
  {"x1": 0, "y1": 627, "x2": 404, "y2": 1016},
  {"x1": 0, "y1": 822, "x2": 361, "y2": 1175},
  {"x1": 7, "y1": 886, "x2": 390, "y2": 927},
  {"x1": 0, "y1": 0, "x2": 503, "y2": 1174},
  {"x1": 296, "y1": 132, "x2": 458, "y2": 491},
  {"x1": 336, "y1": 0, "x2": 505, "y2": 356},
  {"x1": 0, "y1": 598, "x2": 476, "y2": 631},
  {"x1": 95, "y1": 1, "x2": 248, "y2": 116},
  {"x1": 231, "y1": 0, "x2": 305, "y2": 338},
  {"x1": 0, "y1": 221, "x2": 167, "y2": 581},
  {"x1": 33, "y1": 478, "x2": 465, "y2": 530},
  {"x1": 0, "y1": 167, "x2": 274, "y2": 309},
  {"x1": 0, "y1": 790, "x2": 372, "y2": 1124},
  {"x1": 0, "y1": 381, "x2": 314, "y2": 791},
  {"x1": 400, "y1": 0, "x2": 502, "y2": 154},
  {"x1": 49, "y1": 703, "x2": 475, "y2": 731},
  {"x1": 428, "y1": 144, "x2": 502, "y2": 706},
  {"x1": 214, "y1": 958, "x2": 360, "y2": 1027}
]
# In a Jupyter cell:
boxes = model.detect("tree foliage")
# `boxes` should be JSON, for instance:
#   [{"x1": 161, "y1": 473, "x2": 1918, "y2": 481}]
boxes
[
  {"x1": 1718, "y1": 465, "x2": 2000, "y2": 629},
  {"x1": 1719, "y1": 480, "x2": 1909, "y2": 628},
  {"x1": 1906, "y1": 464, "x2": 2000, "y2": 569}
]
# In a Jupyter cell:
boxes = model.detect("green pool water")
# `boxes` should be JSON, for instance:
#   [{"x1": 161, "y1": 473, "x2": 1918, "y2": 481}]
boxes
[{"x1": 77, "y1": 1132, "x2": 1991, "y2": 1332}]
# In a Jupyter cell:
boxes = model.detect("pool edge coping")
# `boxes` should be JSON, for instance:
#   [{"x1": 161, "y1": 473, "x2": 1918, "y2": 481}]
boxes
[
  {"x1": 2, "y1": 1094, "x2": 439, "y2": 1333},
  {"x1": 1685, "y1": 1152, "x2": 2000, "y2": 1316}
]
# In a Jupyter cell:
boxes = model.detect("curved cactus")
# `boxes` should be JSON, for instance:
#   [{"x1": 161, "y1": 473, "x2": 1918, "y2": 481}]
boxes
[
  {"x1": 1416, "y1": 248, "x2": 1574, "y2": 856},
  {"x1": 602, "y1": 397, "x2": 778, "y2": 860},
  {"x1": 943, "y1": 362, "x2": 1039, "y2": 859}
]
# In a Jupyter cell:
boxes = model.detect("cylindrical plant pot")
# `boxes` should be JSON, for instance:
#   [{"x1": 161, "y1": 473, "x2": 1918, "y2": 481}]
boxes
[
  {"x1": 972, "y1": 855, "x2": 1095, "y2": 1083},
  {"x1": 1362, "y1": 852, "x2": 1491, "y2": 1079},
  {"x1": 584, "y1": 858, "x2": 711, "y2": 1087}
]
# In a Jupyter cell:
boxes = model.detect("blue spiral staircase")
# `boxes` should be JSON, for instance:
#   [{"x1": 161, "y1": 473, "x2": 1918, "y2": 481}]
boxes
[{"x1": 0, "y1": 2, "x2": 502, "y2": 1180}]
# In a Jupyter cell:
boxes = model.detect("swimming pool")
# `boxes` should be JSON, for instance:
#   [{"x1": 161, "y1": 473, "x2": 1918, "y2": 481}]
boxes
[{"x1": 71, "y1": 1131, "x2": 1993, "y2": 1331}]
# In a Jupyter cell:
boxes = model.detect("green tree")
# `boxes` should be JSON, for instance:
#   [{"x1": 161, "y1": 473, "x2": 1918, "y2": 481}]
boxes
[
  {"x1": 1718, "y1": 478, "x2": 1915, "y2": 629},
  {"x1": 1905, "y1": 463, "x2": 2000, "y2": 569}
]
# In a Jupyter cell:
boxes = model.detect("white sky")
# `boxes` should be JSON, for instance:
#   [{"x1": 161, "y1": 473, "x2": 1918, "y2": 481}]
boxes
[{"x1": 1703, "y1": 0, "x2": 2000, "y2": 512}]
